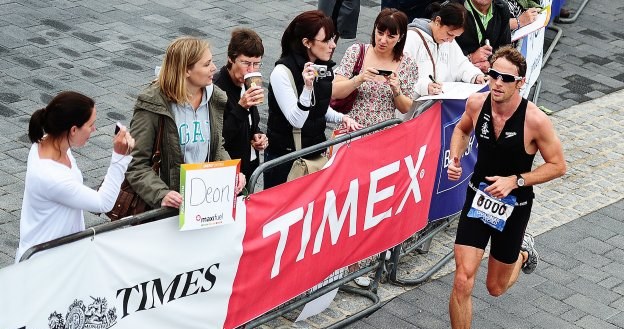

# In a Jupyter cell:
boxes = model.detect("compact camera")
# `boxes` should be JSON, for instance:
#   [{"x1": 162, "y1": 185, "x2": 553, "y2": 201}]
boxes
[{"x1": 310, "y1": 64, "x2": 328, "y2": 78}]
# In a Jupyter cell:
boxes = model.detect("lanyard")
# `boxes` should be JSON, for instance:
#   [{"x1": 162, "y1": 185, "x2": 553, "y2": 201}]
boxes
[{"x1": 466, "y1": 0, "x2": 488, "y2": 45}]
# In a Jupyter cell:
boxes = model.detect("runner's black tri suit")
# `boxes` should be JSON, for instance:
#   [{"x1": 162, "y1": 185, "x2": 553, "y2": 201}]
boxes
[{"x1": 455, "y1": 94, "x2": 536, "y2": 264}]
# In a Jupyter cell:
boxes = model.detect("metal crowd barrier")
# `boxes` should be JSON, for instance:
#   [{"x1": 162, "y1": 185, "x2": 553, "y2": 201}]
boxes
[
  {"x1": 535, "y1": 0, "x2": 589, "y2": 103},
  {"x1": 19, "y1": 118, "x2": 403, "y2": 329},
  {"x1": 20, "y1": 207, "x2": 177, "y2": 262},
  {"x1": 248, "y1": 119, "x2": 401, "y2": 191},
  {"x1": 245, "y1": 118, "x2": 401, "y2": 328},
  {"x1": 555, "y1": 0, "x2": 590, "y2": 24},
  {"x1": 532, "y1": 24, "x2": 563, "y2": 104},
  {"x1": 387, "y1": 216, "x2": 458, "y2": 285},
  {"x1": 385, "y1": 100, "x2": 459, "y2": 286}
]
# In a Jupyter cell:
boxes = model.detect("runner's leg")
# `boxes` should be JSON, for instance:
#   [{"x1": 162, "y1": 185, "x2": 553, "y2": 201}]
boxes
[
  {"x1": 485, "y1": 251, "x2": 526, "y2": 296},
  {"x1": 450, "y1": 244, "x2": 485, "y2": 329}
]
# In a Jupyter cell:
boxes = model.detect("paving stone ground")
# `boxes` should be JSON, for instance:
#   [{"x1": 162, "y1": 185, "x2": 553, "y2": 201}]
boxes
[{"x1": 0, "y1": 0, "x2": 623, "y2": 328}]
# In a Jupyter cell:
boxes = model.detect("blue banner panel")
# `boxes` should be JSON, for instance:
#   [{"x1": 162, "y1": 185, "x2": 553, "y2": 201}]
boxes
[{"x1": 427, "y1": 99, "x2": 479, "y2": 222}]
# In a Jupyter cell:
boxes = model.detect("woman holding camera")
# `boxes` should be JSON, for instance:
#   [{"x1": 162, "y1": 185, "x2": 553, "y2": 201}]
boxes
[
  {"x1": 17, "y1": 91, "x2": 135, "y2": 262},
  {"x1": 264, "y1": 10, "x2": 361, "y2": 189},
  {"x1": 332, "y1": 8, "x2": 418, "y2": 127}
]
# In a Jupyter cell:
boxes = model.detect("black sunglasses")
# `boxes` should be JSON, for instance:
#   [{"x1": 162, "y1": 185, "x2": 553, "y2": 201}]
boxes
[{"x1": 487, "y1": 69, "x2": 523, "y2": 83}]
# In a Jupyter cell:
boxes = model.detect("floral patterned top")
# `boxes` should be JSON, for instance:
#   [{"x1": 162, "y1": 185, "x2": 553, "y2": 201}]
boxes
[{"x1": 334, "y1": 43, "x2": 418, "y2": 128}]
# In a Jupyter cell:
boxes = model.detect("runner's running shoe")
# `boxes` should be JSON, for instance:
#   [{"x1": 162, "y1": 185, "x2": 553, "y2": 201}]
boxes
[{"x1": 521, "y1": 233, "x2": 539, "y2": 274}]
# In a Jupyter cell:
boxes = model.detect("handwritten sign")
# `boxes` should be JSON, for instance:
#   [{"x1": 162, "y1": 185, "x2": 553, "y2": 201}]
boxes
[{"x1": 179, "y1": 160, "x2": 240, "y2": 231}]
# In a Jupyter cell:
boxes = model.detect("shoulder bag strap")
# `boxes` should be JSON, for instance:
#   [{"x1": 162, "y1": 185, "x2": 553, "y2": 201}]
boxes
[
  {"x1": 276, "y1": 64, "x2": 303, "y2": 151},
  {"x1": 352, "y1": 43, "x2": 365, "y2": 76},
  {"x1": 151, "y1": 116, "x2": 164, "y2": 173},
  {"x1": 412, "y1": 28, "x2": 437, "y2": 80}
]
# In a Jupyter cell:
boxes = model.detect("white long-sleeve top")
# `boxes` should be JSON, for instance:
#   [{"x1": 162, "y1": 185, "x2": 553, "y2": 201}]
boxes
[
  {"x1": 404, "y1": 21, "x2": 483, "y2": 98},
  {"x1": 270, "y1": 64, "x2": 344, "y2": 128},
  {"x1": 16, "y1": 144, "x2": 131, "y2": 262}
]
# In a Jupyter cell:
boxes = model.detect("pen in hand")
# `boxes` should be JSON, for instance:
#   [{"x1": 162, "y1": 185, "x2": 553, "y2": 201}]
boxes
[{"x1": 429, "y1": 74, "x2": 444, "y2": 94}]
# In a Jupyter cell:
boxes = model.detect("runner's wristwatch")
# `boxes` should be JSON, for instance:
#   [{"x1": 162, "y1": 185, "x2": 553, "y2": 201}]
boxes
[{"x1": 516, "y1": 174, "x2": 525, "y2": 187}]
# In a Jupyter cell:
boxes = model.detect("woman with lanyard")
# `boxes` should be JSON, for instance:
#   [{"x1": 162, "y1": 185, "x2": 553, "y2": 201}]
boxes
[{"x1": 455, "y1": 0, "x2": 512, "y2": 73}]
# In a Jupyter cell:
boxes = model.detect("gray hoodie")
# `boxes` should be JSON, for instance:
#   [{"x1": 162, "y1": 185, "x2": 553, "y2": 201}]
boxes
[{"x1": 408, "y1": 18, "x2": 433, "y2": 38}]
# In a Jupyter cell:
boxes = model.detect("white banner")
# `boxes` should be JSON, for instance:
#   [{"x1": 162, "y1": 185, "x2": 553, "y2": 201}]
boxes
[
  {"x1": 515, "y1": 0, "x2": 551, "y2": 98},
  {"x1": 0, "y1": 198, "x2": 246, "y2": 329}
]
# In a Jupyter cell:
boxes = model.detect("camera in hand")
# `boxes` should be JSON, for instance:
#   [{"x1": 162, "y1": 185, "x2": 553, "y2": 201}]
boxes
[
  {"x1": 311, "y1": 64, "x2": 328, "y2": 78},
  {"x1": 114, "y1": 122, "x2": 122, "y2": 134}
]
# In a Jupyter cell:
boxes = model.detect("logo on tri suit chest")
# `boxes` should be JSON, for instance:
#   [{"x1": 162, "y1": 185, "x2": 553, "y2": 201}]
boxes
[
  {"x1": 480, "y1": 122, "x2": 490, "y2": 140},
  {"x1": 505, "y1": 131, "x2": 517, "y2": 138},
  {"x1": 480, "y1": 113, "x2": 490, "y2": 139}
]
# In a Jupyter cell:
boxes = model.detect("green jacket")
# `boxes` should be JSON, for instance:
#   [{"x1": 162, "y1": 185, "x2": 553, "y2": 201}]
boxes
[{"x1": 126, "y1": 83, "x2": 230, "y2": 208}]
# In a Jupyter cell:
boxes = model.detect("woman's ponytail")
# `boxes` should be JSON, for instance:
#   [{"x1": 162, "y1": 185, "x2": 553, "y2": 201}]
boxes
[{"x1": 28, "y1": 108, "x2": 47, "y2": 143}]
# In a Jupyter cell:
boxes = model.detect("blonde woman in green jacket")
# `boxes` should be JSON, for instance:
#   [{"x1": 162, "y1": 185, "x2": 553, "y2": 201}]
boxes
[{"x1": 126, "y1": 36, "x2": 245, "y2": 209}]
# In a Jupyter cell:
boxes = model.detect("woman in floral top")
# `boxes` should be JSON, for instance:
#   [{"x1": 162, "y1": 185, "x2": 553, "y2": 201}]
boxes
[{"x1": 332, "y1": 8, "x2": 418, "y2": 127}]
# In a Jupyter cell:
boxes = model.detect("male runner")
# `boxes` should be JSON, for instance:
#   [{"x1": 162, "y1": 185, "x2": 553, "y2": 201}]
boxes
[{"x1": 447, "y1": 45, "x2": 566, "y2": 329}]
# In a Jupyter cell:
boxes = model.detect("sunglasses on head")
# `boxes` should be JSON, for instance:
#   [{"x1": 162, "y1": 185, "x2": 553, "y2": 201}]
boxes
[{"x1": 487, "y1": 69, "x2": 523, "y2": 83}]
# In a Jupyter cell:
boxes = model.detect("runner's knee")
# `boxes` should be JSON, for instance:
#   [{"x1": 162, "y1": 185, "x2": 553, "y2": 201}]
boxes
[
  {"x1": 486, "y1": 280, "x2": 507, "y2": 297},
  {"x1": 453, "y1": 272, "x2": 476, "y2": 296}
]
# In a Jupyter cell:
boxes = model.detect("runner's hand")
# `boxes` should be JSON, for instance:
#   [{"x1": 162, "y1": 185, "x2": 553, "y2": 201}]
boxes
[
  {"x1": 484, "y1": 175, "x2": 516, "y2": 199},
  {"x1": 447, "y1": 157, "x2": 462, "y2": 181}
]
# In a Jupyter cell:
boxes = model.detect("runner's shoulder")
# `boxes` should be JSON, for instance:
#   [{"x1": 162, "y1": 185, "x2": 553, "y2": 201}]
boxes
[{"x1": 466, "y1": 92, "x2": 489, "y2": 114}]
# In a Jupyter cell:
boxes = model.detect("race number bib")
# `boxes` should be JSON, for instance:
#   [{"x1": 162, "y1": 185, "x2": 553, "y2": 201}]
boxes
[{"x1": 467, "y1": 182, "x2": 516, "y2": 231}]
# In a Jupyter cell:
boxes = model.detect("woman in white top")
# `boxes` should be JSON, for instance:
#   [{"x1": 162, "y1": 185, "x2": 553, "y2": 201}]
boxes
[
  {"x1": 404, "y1": 1, "x2": 486, "y2": 98},
  {"x1": 16, "y1": 91, "x2": 135, "y2": 262}
]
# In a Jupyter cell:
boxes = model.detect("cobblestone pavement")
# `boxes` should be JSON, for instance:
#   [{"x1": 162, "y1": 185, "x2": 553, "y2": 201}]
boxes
[{"x1": 0, "y1": 0, "x2": 623, "y2": 328}]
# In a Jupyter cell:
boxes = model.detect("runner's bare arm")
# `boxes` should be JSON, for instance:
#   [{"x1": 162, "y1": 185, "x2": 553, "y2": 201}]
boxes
[
  {"x1": 448, "y1": 93, "x2": 487, "y2": 180},
  {"x1": 521, "y1": 106, "x2": 567, "y2": 186},
  {"x1": 450, "y1": 93, "x2": 486, "y2": 160}
]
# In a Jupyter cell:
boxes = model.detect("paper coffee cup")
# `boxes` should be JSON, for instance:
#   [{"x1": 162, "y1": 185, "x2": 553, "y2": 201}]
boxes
[{"x1": 244, "y1": 72, "x2": 263, "y2": 90}]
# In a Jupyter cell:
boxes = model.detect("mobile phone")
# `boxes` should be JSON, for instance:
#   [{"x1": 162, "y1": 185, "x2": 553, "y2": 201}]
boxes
[
  {"x1": 114, "y1": 122, "x2": 123, "y2": 134},
  {"x1": 376, "y1": 69, "x2": 392, "y2": 76}
]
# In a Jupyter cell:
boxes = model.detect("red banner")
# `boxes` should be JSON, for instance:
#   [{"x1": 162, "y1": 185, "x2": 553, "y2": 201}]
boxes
[{"x1": 225, "y1": 108, "x2": 441, "y2": 328}]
